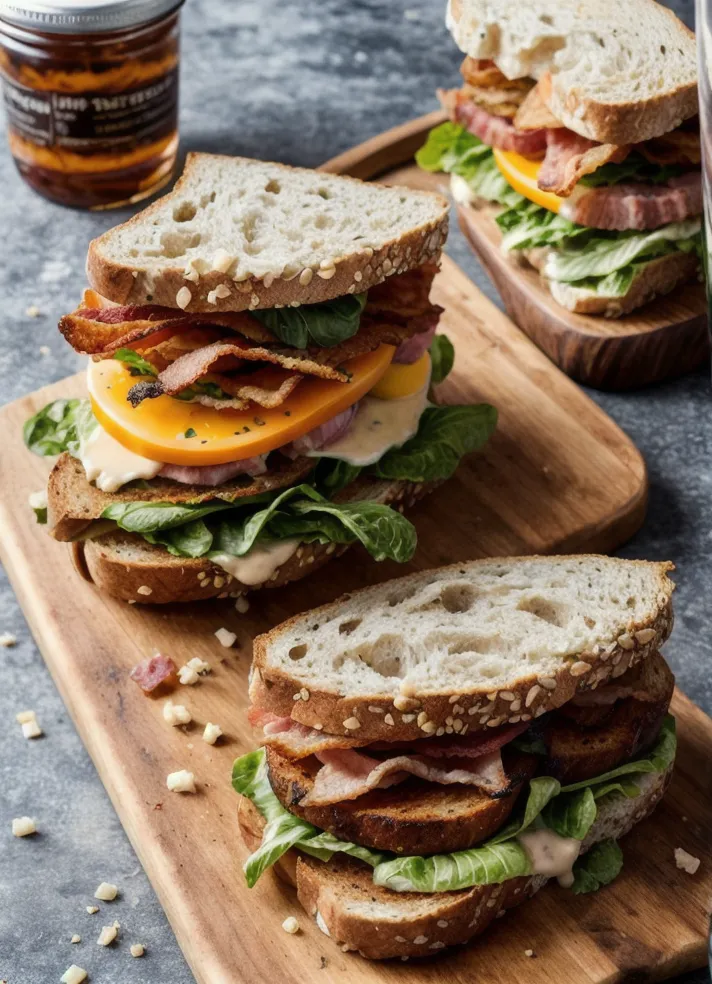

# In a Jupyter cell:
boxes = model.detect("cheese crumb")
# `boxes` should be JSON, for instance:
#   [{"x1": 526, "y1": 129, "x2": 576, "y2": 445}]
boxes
[
  {"x1": 178, "y1": 664, "x2": 199, "y2": 686},
  {"x1": 21, "y1": 719, "x2": 43, "y2": 739},
  {"x1": 674, "y1": 847, "x2": 701, "y2": 874},
  {"x1": 524, "y1": 948, "x2": 535, "y2": 958},
  {"x1": 0, "y1": 632, "x2": 17, "y2": 647},
  {"x1": 188, "y1": 656, "x2": 210, "y2": 674},
  {"x1": 282, "y1": 916, "x2": 300, "y2": 934},
  {"x1": 86, "y1": 906, "x2": 99, "y2": 914},
  {"x1": 97, "y1": 923, "x2": 118, "y2": 946},
  {"x1": 94, "y1": 882, "x2": 118, "y2": 901},
  {"x1": 167, "y1": 769, "x2": 196, "y2": 793},
  {"x1": 214, "y1": 627, "x2": 236, "y2": 648},
  {"x1": 202, "y1": 722, "x2": 222, "y2": 745},
  {"x1": 60, "y1": 966, "x2": 87, "y2": 984},
  {"x1": 235, "y1": 595, "x2": 250, "y2": 613},
  {"x1": 130, "y1": 943, "x2": 146, "y2": 957},
  {"x1": 15, "y1": 709, "x2": 36, "y2": 724},
  {"x1": 25, "y1": 304, "x2": 40, "y2": 317},
  {"x1": 71, "y1": 934, "x2": 81, "y2": 944},
  {"x1": 163, "y1": 700, "x2": 192, "y2": 726},
  {"x1": 12, "y1": 816, "x2": 36, "y2": 837}
]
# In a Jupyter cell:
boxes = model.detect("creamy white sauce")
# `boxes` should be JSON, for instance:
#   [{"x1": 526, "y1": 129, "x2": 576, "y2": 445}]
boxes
[
  {"x1": 450, "y1": 173, "x2": 476, "y2": 205},
  {"x1": 557, "y1": 183, "x2": 589, "y2": 221},
  {"x1": 309, "y1": 382, "x2": 430, "y2": 468},
  {"x1": 210, "y1": 539, "x2": 299, "y2": 586},
  {"x1": 518, "y1": 829, "x2": 582, "y2": 888},
  {"x1": 78, "y1": 424, "x2": 162, "y2": 493},
  {"x1": 315, "y1": 911, "x2": 330, "y2": 937}
]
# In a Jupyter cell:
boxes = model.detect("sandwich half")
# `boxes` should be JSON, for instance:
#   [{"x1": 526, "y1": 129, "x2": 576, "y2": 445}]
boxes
[
  {"x1": 24, "y1": 154, "x2": 497, "y2": 604},
  {"x1": 418, "y1": 0, "x2": 702, "y2": 317},
  {"x1": 234, "y1": 555, "x2": 677, "y2": 959}
]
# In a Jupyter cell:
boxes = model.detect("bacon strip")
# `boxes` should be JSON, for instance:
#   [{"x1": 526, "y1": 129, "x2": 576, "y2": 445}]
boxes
[
  {"x1": 514, "y1": 77, "x2": 564, "y2": 131},
  {"x1": 565, "y1": 171, "x2": 702, "y2": 231},
  {"x1": 441, "y1": 89, "x2": 547, "y2": 156},
  {"x1": 460, "y1": 57, "x2": 532, "y2": 92},
  {"x1": 538, "y1": 130, "x2": 631, "y2": 197},
  {"x1": 300, "y1": 748, "x2": 508, "y2": 806}
]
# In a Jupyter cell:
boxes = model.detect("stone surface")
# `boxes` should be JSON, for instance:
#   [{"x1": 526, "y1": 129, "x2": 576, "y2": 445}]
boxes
[{"x1": 0, "y1": 1, "x2": 707, "y2": 982}]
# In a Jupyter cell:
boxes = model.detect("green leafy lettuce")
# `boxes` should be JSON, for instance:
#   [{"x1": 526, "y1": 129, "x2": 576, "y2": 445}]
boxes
[
  {"x1": 24, "y1": 398, "x2": 97, "y2": 457},
  {"x1": 429, "y1": 333, "x2": 455, "y2": 385},
  {"x1": 235, "y1": 717, "x2": 676, "y2": 895},
  {"x1": 252, "y1": 292, "x2": 368, "y2": 349}
]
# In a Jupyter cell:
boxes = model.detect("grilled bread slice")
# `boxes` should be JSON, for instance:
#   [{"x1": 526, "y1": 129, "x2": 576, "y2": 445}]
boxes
[
  {"x1": 86, "y1": 153, "x2": 449, "y2": 312},
  {"x1": 264, "y1": 747, "x2": 537, "y2": 855},
  {"x1": 238, "y1": 762, "x2": 673, "y2": 960},
  {"x1": 250, "y1": 556, "x2": 675, "y2": 740}
]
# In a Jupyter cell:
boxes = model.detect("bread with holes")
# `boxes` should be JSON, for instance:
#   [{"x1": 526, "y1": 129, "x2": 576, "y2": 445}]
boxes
[
  {"x1": 69, "y1": 475, "x2": 438, "y2": 605},
  {"x1": 85, "y1": 153, "x2": 449, "y2": 312},
  {"x1": 250, "y1": 556, "x2": 675, "y2": 740},
  {"x1": 237, "y1": 761, "x2": 673, "y2": 960},
  {"x1": 446, "y1": 0, "x2": 697, "y2": 145}
]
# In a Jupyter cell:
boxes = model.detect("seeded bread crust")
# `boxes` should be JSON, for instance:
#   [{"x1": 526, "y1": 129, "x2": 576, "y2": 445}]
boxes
[
  {"x1": 237, "y1": 761, "x2": 673, "y2": 960},
  {"x1": 250, "y1": 557, "x2": 674, "y2": 740},
  {"x1": 85, "y1": 154, "x2": 449, "y2": 312},
  {"x1": 73, "y1": 476, "x2": 436, "y2": 605}
]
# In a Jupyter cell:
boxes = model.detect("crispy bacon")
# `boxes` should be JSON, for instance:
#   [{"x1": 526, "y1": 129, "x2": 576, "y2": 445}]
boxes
[
  {"x1": 460, "y1": 56, "x2": 532, "y2": 92},
  {"x1": 565, "y1": 171, "x2": 702, "y2": 230},
  {"x1": 538, "y1": 130, "x2": 631, "y2": 197},
  {"x1": 442, "y1": 89, "x2": 547, "y2": 156},
  {"x1": 129, "y1": 653, "x2": 177, "y2": 693},
  {"x1": 638, "y1": 130, "x2": 701, "y2": 166},
  {"x1": 514, "y1": 76, "x2": 564, "y2": 131},
  {"x1": 300, "y1": 748, "x2": 508, "y2": 806}
]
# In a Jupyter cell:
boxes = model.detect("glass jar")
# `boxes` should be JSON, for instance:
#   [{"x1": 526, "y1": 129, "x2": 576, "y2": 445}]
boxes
[{"x1": 0, "y1": 0, "x2": 184, "y2": 209}]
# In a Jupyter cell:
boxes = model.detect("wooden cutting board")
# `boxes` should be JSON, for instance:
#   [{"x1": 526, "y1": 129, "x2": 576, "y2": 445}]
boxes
[{"x1": 323, "y1": 110, "x2": 710, "y2": 390}]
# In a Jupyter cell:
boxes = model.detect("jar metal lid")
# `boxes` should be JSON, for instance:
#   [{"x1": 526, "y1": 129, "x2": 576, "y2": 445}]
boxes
[{"x1": 0, "y1": 0, "x2": 184, "y2": 33}]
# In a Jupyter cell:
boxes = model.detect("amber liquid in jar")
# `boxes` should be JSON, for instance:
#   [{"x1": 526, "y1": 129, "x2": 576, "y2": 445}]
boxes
[{"x1": 0, "y1": 7, "x2": 182, "y2": 209}]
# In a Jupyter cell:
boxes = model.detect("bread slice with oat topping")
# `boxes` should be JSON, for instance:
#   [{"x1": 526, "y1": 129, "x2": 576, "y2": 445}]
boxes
[{"x1": 250, "y1": 555, "x2": 674, "y2": 740}]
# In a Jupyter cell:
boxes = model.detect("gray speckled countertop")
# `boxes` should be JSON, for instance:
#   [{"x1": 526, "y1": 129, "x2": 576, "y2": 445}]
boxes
[{"x1": 0, "y1": 1, "x2": 709, "y2": 982}]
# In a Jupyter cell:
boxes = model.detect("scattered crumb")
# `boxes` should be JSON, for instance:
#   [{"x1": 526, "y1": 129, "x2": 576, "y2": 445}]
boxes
[
  {"x1": 71, "y1": 934, "x2": 81, "y2": 944},
  {"x1": 60, "y1": 966, "x2": 86, "y2": 984},
  {"x1": 166, "y1": 769, "x2": 196, "y2": 793},
  {"x1": 25, "y1": 304, "x2": 41, "y2": 317},
  {"x1": 97, "y1": 922, "x2": 119, "y2": 946},
  {"x1": 0, "y1": 632, "x2": 17, "y2": 647},
  {"x1": 15, "y1": 709, "x2": 36, "y2": 724},
  {"x1": 682, "y1": 815, "x2": 688, "y2": 822},
  {"x1": 86, "y1": 906, "x2": 99, "y2": 914},
  {"x1": 137, "y1": 584, "x2": 153, "y2": 596},
  {"x1": 12, "y1": 816, "x2": 36, "y2": 837},
  {"x1": 235, "y1": 595, "x2": 249, "y2": 614},
  {"x1": 178, "y1": 664, "x2": 199, "y2": 685},
  {"x1": 39, "y1": 345, "x2": 51, "y2": 356},
  {"x1": 282, "y1": 916, "x2": 300, "y2": 935},
  {"x1": 94, "y1": 882, "x2": 118, "y2": 901},
  {"x1": 354, "y1": 50, "x2": 368, "y2": 63},
  {"x1": 320, "y1": 956, "x2": 328, "y2": 969},
  {"x1": 130, "y1": 943, "x2": 146, "y2": 958},
  {"x1": 163, "y1": 699, "x2": 192, "y2": 726},
  {"x1": 674, "y1": 848, "x2": 700, "y2": 874},
  {"x1": 215, "y1": 627, "x2": 237, "y2": 648},
  {"x1": 202, "y1": 722, "x2": 223, "y2": 745},
  {"x1": 21, "y1": 719, "x2": 43, "y2": 739},
  {"x1": 524, "y1": 948, "x2": 536, "y2": 958}
]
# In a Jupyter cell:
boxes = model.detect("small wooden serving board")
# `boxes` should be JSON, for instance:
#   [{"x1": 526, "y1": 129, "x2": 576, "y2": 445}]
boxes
[{"x1": 324, "y1": 111, "x2": 710, "y2": 390}]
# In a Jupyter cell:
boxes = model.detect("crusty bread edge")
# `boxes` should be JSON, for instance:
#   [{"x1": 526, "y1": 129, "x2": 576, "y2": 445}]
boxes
[
  {"x1": 238, "y1": 761, "x2": 673, "y2": 960},
  {"x1": 251, "y1": 557, "x2": 675, "y2": 740},
  {"x1": 85, "y1": 153, "x2": 449, "y2": 311}
]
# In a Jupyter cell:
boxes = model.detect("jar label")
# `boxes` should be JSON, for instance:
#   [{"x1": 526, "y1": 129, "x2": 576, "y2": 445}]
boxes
[{"x1": 1, "y1": 68, "x2": 178, "y2": 151}]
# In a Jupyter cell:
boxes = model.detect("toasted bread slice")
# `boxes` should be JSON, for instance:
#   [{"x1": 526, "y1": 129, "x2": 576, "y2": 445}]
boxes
[
  {"x1": 71, "y1": 475, "x2": 437, "y2": 604},
  {"x1": 265, "y1": 747, "x2": 537, "y2": 855},
  {"x1": 447, "y1": 0, "x2": 697, "y2": 145},
  {"x1": 251, "y1": 556, "x2": 674, "y2": 740},
  {"x1": 238, "y1": 761, "x2": 673, "y2": 960},
  {"x1": 86, "y1": 154, "x2": 449, "y2": 312}
]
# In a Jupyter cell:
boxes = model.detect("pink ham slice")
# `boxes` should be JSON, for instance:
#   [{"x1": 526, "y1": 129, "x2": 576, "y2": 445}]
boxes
[
  {"x1": 300, "y1": 747, "x2": 508, "y2": 806},
  {"x1": 453, "y1": 97, "x2": 547, "y2": 156},
  {"x1": 393, "y1": 317, "x2": 438, "y2": 364},
  {"x1": 283, "y1": 403, "x2": 359, "y2": 459},
  {"x1": 565, "y1": 171, "x2": 702, "y2": 231},
  {"x1": 129, "y1": 653, "x2": 177, "y2": 693},
  {"x1": 158, "y1": 457, "x2": 267, "y2": 485}
]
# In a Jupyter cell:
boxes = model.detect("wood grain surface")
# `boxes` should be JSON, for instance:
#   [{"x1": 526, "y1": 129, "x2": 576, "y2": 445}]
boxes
[{"x1": 324, "y1": 112, "x2": 710, "y2": 391}]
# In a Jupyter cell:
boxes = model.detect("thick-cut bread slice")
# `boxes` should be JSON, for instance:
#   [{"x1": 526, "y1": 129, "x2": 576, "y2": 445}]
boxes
[
  {"x1": 86, "y1": 154, "x2": 449, "y2": 312},
  {"x1": 238, "y1": 762, "x2": 673, "y2": 960},
  {"x1": 73, "y1": 476, "x2": 436, "y2": 605},
  {"x1": 446, "y1": 0, "x2": 697, "y2": 145},
  {"x1": 251, "y1": 556, "x2": 675, "y2": 740},
  {"x1": 264, "y1": 747, "x2": 537, "y2": 855}
]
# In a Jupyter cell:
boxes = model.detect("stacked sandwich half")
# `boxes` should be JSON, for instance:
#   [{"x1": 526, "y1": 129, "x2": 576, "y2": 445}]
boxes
[
  {"x1": 418, "y1": 0, "x2": 702, "y2": 317},
  {"x1": 235, "y1": 555, "x2": 677, "y2": 959},
  {"x1": 24, "y1": 154, "x2": 496, "y2": 604}
]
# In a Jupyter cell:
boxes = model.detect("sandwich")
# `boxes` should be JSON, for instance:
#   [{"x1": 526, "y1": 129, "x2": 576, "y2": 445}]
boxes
[
  {"x1": 418, "y1": 0, "x2": 702, "y2": 317},
  {"x1": 23, "y1": 154, "x2": 496, "y2": 604},
  {"x1": 234, "y1": 555, "x2": 677, "y2": 960}
]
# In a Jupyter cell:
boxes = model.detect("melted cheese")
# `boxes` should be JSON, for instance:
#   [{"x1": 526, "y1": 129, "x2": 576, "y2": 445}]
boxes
[
  {"x1": 210, "y1": 540, "x2": 299, "y2": 586},
  {"x1": 78, "y1": 424, "x2": 162, "y2": 493},
  {"x1": 308, "y1": 379, "x2": 430, "y2": 467},
  {"x1": 518, "y1": 828, "x2": 582, "y2": 888}
]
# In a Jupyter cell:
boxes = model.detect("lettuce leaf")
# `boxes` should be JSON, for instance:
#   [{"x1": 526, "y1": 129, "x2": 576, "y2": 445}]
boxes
[
  {"x1": 542, "y1": 787, "x2": 597, "y2": 840},
  {"x1": 579, "y1": 151, "x2": 687, "y2": 188},
  {"x1": 497, "y1": 200, "x2": 589, "y2": 252},
  {"x1": 113, "y1": 348, "x2": 157, "y2": 377},
  {"x1": 429, "y1": 334, "x2": 455, "y2": 385},
  {"x1": 23, "y1": 398, "x2": 97, "y2": 457},
  {"x1": 571, "y1": 839, "x2": 624, "y2": 894},
  {"x1": 252, "y1": 292, "x2": 367, "y2": 348},
  {"x1": 373, "y1": 404, "x2": 497, "y2": 483},
  {"x1": 373, "y1": 840, "x2": 532, "y2": 893}
]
